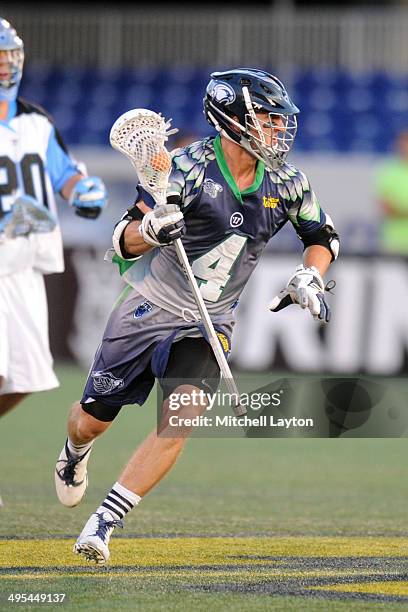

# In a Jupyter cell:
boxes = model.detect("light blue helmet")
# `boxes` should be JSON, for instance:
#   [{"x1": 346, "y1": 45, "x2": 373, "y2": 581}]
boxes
[{"x1": 0, "y1": 18, "x2": 24, "y2": 102}]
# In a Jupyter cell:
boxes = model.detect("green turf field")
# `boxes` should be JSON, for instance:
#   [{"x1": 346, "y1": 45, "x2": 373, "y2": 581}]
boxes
[{"x1": 1, "y1": 365, "x2": 407, "y2": 610}]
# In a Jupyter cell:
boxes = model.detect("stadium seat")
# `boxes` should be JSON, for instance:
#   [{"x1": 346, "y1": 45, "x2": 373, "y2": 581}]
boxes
[{"x1": 18, "y1": 65, "x2": 408, "y2": 152}]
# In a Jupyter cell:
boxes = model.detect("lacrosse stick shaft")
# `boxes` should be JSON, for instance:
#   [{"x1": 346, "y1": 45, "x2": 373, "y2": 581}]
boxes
[{"x1": 173, "y1": 238, "x2": 246, "y2": 417}]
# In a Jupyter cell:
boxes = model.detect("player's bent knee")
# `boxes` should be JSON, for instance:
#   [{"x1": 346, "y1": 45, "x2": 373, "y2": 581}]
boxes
[
  {"x1": 75, "y1": 419, "x2": 105, "y2": 442},
  {"x1": 73, "y1": 409, "x2": 112, "y2": 442}
]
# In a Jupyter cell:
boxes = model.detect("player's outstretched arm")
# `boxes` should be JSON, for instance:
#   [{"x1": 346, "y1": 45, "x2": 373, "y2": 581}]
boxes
[
  {"x1": 269, "y1": 245, "x2": 334, "y2": 323},
  {"x1": 303, "y1": 244, "x2": 332, "y2": 277},
  {"x1": 269, "y1": 190, "x2": 339, "y2": 323}
]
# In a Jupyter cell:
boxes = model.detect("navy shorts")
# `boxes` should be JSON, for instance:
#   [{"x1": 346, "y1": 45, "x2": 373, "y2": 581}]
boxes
[{"x1": 81, "y1": 287, "x2": 233, "y2": 409}]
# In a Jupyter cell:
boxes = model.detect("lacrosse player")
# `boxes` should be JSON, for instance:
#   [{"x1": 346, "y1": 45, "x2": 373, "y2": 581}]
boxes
[
  {"x1": 0, "y1": 17, "x2": 108, "y2": 421},
  {"x1": 55, "y1": 68, "x2": 339, "y2": 564}
]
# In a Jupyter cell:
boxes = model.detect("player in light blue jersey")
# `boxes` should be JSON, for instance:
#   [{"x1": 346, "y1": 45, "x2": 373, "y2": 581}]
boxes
[
  {"x1": 0, "y1": 17, "x2": 108, "y2": 432},
  {"x1": 55, "y1": 68, "x2": 339, "y2": 563}
]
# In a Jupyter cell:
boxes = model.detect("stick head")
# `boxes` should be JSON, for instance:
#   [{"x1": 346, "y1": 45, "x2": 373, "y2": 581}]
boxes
[{"x1": 110, "y1": 109, "x2": 178, "y2": 203}]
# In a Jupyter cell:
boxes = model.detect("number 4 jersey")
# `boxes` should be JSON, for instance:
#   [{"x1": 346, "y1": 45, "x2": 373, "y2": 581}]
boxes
[
  {"x1": 111, "y1": 135, "x2": 331, "y2": 319},
  {"x1": 0, "y1": 98, "x2": 80, "y2": 276}
]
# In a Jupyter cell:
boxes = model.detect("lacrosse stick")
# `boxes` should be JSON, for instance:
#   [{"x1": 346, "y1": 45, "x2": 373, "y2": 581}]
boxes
[{"x1": 110, "y1": 109, "x2": 246, "y2": 417}]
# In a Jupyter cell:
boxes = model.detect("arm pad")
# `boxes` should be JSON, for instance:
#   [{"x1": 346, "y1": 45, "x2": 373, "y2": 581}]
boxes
[
  {"x1": 125, "y1": 203, "x2": 145, "y2": 221},
  {"x1": 112, "y1": 219, "x2": 143, "y2": 261},
  {"x1": 300, "y1": 214, "x2": 340, "y2": 261},
  {"x1": 112, "y1": 204, "x2": 146, "y2": 260}
]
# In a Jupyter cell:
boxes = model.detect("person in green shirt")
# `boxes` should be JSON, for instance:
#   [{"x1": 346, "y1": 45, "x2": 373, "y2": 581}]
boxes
[{"x1": 377, "y1": 130, "x2": 408, "y2": 254}]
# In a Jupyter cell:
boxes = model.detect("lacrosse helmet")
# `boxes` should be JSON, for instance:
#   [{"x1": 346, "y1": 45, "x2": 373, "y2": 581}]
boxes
[
  {"x1": 204, "y1": 68, "x2": 299, "y2": 169},
  {"x1": 0, "y1": 18, "x2": 24, "y2": 102}
]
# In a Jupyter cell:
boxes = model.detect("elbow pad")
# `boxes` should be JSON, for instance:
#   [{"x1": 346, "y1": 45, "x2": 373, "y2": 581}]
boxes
[
  {"x1": 300, "y1": 214, "x2": 340, "y2": 261},
  {"x1": 112, "y1": 204, "x2": 146, "y2": 260},
  {"x1": 112, "y1": 219, "x2": 141, "y2": 261}
]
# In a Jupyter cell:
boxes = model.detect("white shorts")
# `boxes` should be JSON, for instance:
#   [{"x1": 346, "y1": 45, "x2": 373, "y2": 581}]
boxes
[{"x1": 0, "y1": 268, "x2": 59, "y2": 394}]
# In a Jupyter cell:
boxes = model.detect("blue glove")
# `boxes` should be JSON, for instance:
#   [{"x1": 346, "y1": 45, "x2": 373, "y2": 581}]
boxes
[{"x1": 69, "y1": 176, "x2": 108, "y2": 219}]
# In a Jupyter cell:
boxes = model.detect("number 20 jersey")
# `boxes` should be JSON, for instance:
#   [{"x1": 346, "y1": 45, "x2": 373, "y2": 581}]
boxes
[
  {"x1": 0, "y1": 98, "x2": 80, "y2": 276},
  {"x1": 116, "y1": 135, "x2": 331, "y2": 318}
]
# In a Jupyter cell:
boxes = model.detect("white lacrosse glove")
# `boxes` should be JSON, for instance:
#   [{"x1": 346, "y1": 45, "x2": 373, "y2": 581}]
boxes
[
  {"x1": 269, "y1": 265, "x2": 331, "y2": 323},
  {"x1": 139, "y1": 203, "x2": 185, "y2": 247}
]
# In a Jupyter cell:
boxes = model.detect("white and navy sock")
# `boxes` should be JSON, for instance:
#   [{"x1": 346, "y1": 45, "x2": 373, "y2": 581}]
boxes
[
  {"x1": 66, "y1": 437, "x2": 93, "y2": 460},
  {"x1": 97, "y1": 482, "x2": 141, "y2": 520}
]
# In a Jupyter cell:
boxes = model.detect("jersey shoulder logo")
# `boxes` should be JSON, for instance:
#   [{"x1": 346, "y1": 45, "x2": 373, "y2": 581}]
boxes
[
  {"x1": 91, "y1": 371, "x2": 124, "y2": 395},
  {"x1": 170, "y1": 138, "x2": 216, "y2": 209},
  {"x1": 203, "y1": 178, "x2": 223, "y2": 199}
]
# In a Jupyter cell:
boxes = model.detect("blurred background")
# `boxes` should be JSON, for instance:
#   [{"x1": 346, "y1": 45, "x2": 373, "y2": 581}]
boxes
[{"x1": 3, "y1": 0, "x2": 408, "y2": 375}]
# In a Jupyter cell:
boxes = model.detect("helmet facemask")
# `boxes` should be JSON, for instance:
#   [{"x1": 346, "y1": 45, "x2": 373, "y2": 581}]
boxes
[
  {"x1": 243, "y1": 107, "x2": 298, "y2": 170},
  {"x1": 227, "y1": 85, "x2": 297, "y2": 170},
  {"x1": 0, "y1": 48, "x2": 24, "y2": 92},
  {"x1": 0, "y1": 18, "x2": 24, "y2": 102}
]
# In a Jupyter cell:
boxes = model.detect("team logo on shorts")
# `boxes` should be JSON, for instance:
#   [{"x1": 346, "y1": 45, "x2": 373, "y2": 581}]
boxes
[
  {"x1": 91, "y1": 371, "x2": 124, "y2": 395},
  {"x1": 203, "y1": 178, "x2": 223, "y2": 199},
  {"x1": 134, "y1": 300, "x2": 153, "y2": 318},
  {"x1": 230, "y1": 212, "x2": 243, "y2": 227}
]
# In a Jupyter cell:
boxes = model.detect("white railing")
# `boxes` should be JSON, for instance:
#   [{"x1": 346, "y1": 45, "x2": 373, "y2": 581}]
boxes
[{"x1": 4, "y1": 8, "x2": 408, "y2": 72}]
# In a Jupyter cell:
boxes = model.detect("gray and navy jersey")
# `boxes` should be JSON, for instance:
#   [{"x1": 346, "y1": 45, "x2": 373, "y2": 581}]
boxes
[
  {"x1": 113, "y1": 135, "x2": 328, "y2": 317},
  {"x1": 0, "y1": 98, "x2": 81, "y2": 275}
]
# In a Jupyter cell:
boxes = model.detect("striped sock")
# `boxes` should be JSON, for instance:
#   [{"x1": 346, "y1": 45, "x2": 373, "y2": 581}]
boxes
[
  {"x1": 66, "y1": 437, "x2": 93, "y2": 460},
  {"x1": 97, "y1": 482, "x2": 141, "y2": 520}
]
